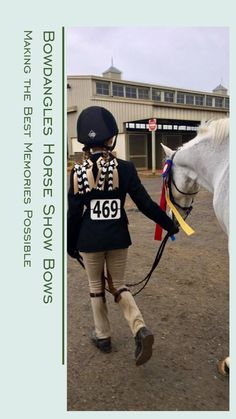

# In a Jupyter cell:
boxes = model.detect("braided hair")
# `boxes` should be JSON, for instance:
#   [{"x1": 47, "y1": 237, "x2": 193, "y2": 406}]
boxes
[{"x1": 74, "y1": 143, "x2": 118, "y2": 194}]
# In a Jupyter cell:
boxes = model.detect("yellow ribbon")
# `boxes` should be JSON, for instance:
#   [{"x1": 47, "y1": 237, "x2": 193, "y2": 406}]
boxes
[{"x1": 165, "y1": 186, "x2": 195, "y2": 236}]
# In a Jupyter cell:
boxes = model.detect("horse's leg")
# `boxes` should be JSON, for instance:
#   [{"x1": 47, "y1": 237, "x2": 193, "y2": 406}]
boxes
[{"x1": 217, "y1": 356, "x2": 229, "y2": 376}]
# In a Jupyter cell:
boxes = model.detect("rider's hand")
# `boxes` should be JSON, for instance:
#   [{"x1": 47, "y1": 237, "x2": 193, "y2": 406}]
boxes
[{"x1": 168, "y1": 222, "x2": 179, "y2": 236}]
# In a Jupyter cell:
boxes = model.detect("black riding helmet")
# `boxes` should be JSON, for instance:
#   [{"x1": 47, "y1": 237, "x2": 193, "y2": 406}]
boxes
[{"x1": 77, "y1": 106, "x2": 118, "y2": 150}]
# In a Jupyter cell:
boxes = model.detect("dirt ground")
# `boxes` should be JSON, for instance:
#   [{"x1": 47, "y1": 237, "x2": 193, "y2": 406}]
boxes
[{"x1": 67, "y1": 175, "x2": 229, "y2": 411}]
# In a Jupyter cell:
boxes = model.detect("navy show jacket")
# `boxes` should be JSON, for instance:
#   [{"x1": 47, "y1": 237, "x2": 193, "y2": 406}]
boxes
[{"x1": 67, "y1": 154, "x2": 176, "y2": 255}]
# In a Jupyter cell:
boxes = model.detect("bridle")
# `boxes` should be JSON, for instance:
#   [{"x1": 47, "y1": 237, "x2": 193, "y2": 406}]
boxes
[{"x1": 168, "y1": 151, "x2": 199, "y2": 213}]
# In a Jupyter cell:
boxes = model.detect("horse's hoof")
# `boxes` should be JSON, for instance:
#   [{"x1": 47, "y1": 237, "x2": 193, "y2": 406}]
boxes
[{"x1": 217, "y1": 357, "x2": 230, "y2": 376}]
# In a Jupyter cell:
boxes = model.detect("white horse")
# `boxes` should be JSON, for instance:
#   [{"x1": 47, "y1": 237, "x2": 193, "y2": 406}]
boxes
[{"x1": 161, "y1": 117, "x2": 229, "y2": 374}]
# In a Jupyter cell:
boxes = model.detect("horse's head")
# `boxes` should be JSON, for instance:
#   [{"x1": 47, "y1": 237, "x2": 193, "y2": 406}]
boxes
[{"x1": 161, "y1": 143, "x2": 200, "y2": 215}]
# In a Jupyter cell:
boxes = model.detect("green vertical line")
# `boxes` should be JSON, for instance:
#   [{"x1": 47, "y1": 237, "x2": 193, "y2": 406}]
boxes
[{"x1": 62, "y1": 26, "x2": 65, "y2": 366}]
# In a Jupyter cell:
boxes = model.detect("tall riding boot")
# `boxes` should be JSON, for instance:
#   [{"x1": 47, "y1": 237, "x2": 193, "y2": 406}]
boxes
[{"x1": 90, "y1": 294, "x2": 112, "y2": 353}]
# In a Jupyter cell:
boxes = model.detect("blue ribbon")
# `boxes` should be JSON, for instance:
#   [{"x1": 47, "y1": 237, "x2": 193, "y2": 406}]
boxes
[{"x1": 161, "y1": 159, "x2": 173, "y2": 179}]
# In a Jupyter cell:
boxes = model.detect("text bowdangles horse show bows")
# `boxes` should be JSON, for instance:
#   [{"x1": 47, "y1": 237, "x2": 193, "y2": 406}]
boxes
[{"x1": 154, "y1": 159, "x2": 195, "y2": 241}]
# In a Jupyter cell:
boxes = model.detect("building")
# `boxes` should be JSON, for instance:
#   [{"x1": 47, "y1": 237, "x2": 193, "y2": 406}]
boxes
[{"x1": 67, "y1": 66, "x2": 229, "y2": 170}]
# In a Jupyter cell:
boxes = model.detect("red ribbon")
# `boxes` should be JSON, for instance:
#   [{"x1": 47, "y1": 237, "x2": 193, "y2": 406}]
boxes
[{"x1": 154, "y1": 181, "x2": 167, "y2": 241}]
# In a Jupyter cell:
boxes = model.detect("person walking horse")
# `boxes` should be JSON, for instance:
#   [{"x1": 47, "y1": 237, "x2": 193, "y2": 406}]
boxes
[{"x1": 67, "y1": 106, "x2": 179, "y2": 366}]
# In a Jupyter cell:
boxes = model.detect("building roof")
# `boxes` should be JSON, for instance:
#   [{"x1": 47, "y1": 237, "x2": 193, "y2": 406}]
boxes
[
  {"x1": 103, "y1": 65, "x2": 122, "y2": 74},
  {"x1": 213, "y1": 84, "x2": 227, "y2": 92}
]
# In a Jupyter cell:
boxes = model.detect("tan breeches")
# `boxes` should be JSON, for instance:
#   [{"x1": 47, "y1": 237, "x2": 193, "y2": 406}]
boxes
[{"x1": 80, "y1": 249, "x2": 145, "y2": 338}]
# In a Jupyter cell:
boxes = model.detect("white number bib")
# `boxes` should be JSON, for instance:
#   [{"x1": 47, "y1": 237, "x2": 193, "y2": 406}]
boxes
[{"x1": 90, "y1": 199, "x2": 121, "y2": 220}]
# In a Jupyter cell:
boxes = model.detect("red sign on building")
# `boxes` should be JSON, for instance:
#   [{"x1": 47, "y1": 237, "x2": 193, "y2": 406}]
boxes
[{"x1": 148, "y1": 118, "x2": 157, "y2": 131}]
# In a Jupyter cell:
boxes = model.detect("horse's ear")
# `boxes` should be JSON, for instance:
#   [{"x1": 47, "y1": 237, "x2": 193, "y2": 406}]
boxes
[{"x1": 160, "y1": 143, "x2": 173, "y2": 158}]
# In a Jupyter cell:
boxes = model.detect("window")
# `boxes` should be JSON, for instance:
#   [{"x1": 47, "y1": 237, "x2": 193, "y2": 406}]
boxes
[
  {"x1": 96, "y1": 81, "x2": 109, "y2": 95},
  {"x1": 126, "y1": 85, "x2": 137, "y2": 98},
  {"x1": 152, "y1": 89, "x2": 161, "y2": 101},
  {"x1": 206, "y1": 96, "x2": 213, "y2": 106},
  {"x1": 186, "y1": 94, "x2": 194, "y2": 105},
  {"x1": 195, "y1": 95, "x2": 204, "y2": 106},
  {"x1": 112, "y1": 83, "x2": 124, "y2": 97},
  {"x1": 164, "y1": 91, "x2": 174, "y2": 102},
  {"x1": 225, "y1": 97, "x2": 229, "y2": 109},
  {"x1": 136, "y1": 123, "x2": 146, "y2": 129},
  {"x1": 163, "y1": 124, "x2": 172, "y2": 130},
  {"x1": 138, "y1": 87, "x2": 149, "y2": 100},
  {"x1": 215, "y1": 97, "x2": 223, "y2": 108},
  {"x1": 127, "y1": 123, "x2": 135, "y2": 129},
  {"x1": 177, "y1": 92, "x2": 185, "y2": 104}
]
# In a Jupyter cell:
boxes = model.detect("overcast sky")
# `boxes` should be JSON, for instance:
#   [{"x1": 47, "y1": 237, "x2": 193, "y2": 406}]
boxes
[{"x1": 66, "y1": 27, "x2": 229, "y2": 93}]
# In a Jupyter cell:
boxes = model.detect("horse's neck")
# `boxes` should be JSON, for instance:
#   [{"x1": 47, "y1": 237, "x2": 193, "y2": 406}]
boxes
[{"x1": 175, "y1": 140, "x2": 228, "y2": 194}]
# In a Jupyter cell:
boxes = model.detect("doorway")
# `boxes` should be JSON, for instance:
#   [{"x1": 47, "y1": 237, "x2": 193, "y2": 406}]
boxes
[{"x1": 127, "y1": 133, "x2": 148, "y2": 169}]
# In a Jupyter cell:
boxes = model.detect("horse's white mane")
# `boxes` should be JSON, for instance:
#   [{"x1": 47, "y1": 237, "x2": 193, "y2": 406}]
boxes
[{"x1": 197, "y1": 117, "x2": 229, "y2": 145}]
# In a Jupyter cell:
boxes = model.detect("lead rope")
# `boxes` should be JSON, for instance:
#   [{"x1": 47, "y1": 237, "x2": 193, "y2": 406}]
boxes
[
  {"x1": 125, "y1": 209, "x2": 193, "y2": 296},
  {"x1": 75, "y1": 231, "x2": 170, "y2": 296},
  {"x1": 126, "y1": 231, "x2": 170, "y2": 296},
  {"x1": 75, "y1": 222, "x2": 179, "y2": 297}
]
